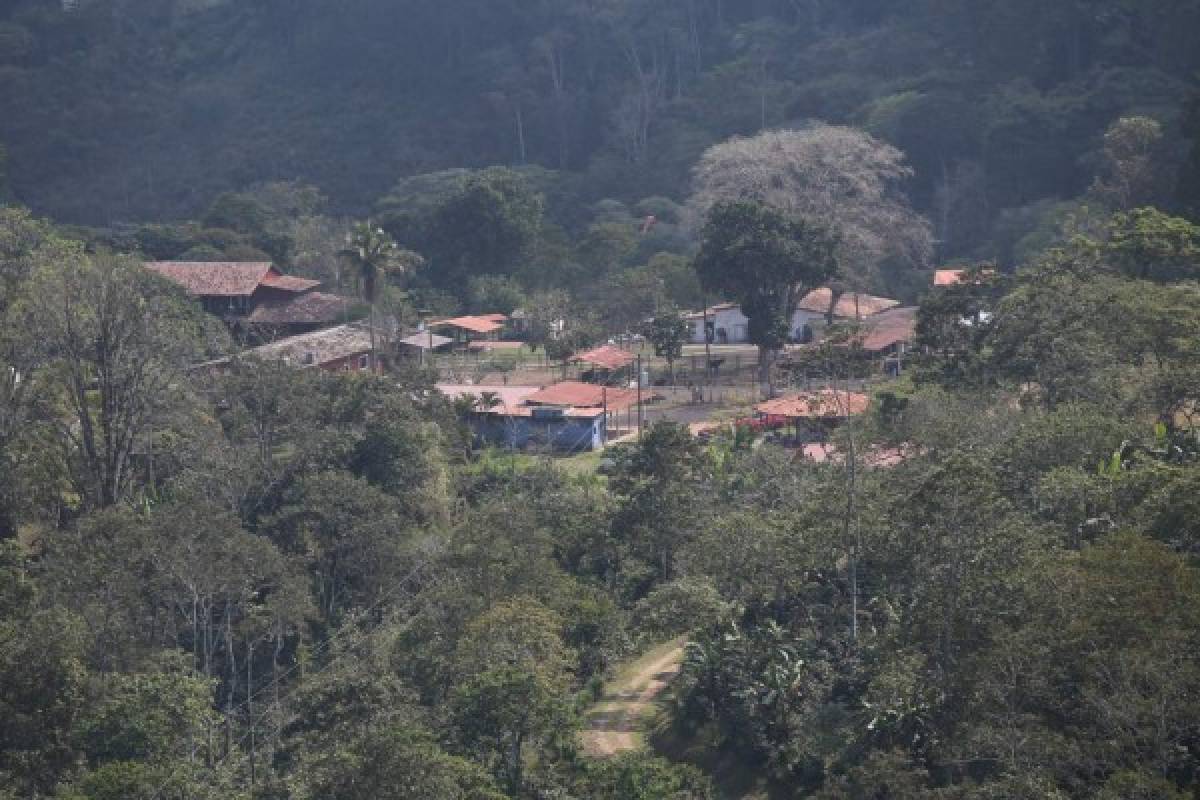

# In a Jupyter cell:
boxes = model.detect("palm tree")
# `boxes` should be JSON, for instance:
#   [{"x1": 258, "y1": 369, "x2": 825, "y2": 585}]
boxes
[{"x1": 340, "y1": 220, "x2": 402, "y2": 372}]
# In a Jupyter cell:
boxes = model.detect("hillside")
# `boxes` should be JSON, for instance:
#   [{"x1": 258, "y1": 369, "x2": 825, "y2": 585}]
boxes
[{"x1": 1, "y1": 0, "x2": 1198, "y2": 265}]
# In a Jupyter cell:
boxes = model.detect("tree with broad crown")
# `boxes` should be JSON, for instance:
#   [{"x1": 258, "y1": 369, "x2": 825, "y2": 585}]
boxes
[
  {"x1": 642, "y1": 308, "x2": 689, "y2": 384},
  {"x1": 693, "y1": 200, "x2": 838, "y2": 389},
  {"x1": 687, "y1": 125, "x2": 932, "y2": 289}
]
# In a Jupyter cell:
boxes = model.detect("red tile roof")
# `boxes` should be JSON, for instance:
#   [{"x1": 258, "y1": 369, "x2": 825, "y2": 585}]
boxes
[
  {"x1": 526, "y1": 381, "x2": 639, "y2": 411},
  {"x1": 436, "y1": 384, "x2": 541, "y2": 413},
  {"x1": 477, "y1": 313, "x2": 508, "y2": 323},
  {"x1": 798, "y1": 288, "x2": 899, "y2": 318},
  {"x1": 800, "y1": 442, "x2": 909, "y2": 467},
  {"x1": 146, "y1": 261, "x2": 275, "y2": 296},
  {"x1": 436, "y1": 382, "x2": 633, "y2": 417},
  {"x1": 858, "y1": 306, "x2": 917, "y2": 352},
  {"x1": 260, "y1": 273, "x2": 322, "y2": 292},
  {"x1": 755, "y1": 389, "x2": 869, "y2": 419},
  {"x1": 571, "y1": 345, "x2": 636, "y2": 370},
  {"x1": 433, "y1": 316, "x2": 505, "y2": 335},
  {"x1": 934, "y1": 268, "x2": 995, "y2": 286},
  {"x1": 246, "y1": 291, "x2": 347, "y2": 326}
]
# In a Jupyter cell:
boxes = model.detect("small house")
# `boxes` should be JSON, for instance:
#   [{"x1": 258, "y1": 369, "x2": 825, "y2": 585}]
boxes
[
  {"x1": 754, "y1": 388, "x2": 869, "y2": 443},
  {"x1": 570, "y1": 344, "x2": 636, "y2": 382},
  {"x1": 685, "y1": 289, "x2": 901, "y2": 345},
  {"x1": 235, "y1": 322, "x2": 377, "y2": 372},
  {"x1": 438, "y1": 380, "x2": 640, "y2": 453},
  {"x1": 145, "y1": 261, "x2": 346, "y2": 334},
  {"x1": 855, "y1": 306, "x2": 918, "y2": 375},
  {"x1": 431, "y1": 315, "x2": 506, "y2": 348}
]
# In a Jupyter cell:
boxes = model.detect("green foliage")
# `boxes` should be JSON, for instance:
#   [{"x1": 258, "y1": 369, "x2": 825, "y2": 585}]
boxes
[
  {"x1": 694, "y1": 200, "x2": 838, "y2": 367},
  {"x1": 423, "y1": 168, "x2": 543, "y2": 295}
]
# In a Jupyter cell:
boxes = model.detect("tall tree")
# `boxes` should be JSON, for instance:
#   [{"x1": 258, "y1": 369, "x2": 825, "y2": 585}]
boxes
[
  {"x1": 688, "y1": 125, "x2": 933, "y2": 290},
  {"x1": 642, "y1": 308, "x2": 689, "y2": 384},
  {"x1": 340, "y1": 220, "x2": 412, "y2": 371},
  {"x1": 16, "y1": 248, "x2": 215, "y2": 509},
  {"x1": 693, "y1": 200, "x2": 837, "y2": 388}
]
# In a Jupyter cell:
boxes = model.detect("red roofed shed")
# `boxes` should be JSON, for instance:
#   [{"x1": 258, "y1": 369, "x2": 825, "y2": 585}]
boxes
[{"x1": 570, "y1": 345, "x2": 636, "y2": 371}]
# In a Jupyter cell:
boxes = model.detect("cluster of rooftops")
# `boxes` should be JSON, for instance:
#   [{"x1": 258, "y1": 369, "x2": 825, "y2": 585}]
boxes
[{"x1": 147, "y1": 259, "x2": 975, "y2": 452}]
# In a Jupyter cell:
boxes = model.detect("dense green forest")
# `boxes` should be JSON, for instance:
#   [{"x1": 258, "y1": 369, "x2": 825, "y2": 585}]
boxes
[
  {"x1": 3, "y1": 0, "x2": 1200, "y2": 264},
  {"x1": 3, "y1": 197, "x2": 1200, "y2": 798},
  {"x1": 5, "y1": 1, "x2": 1200, "y2": 799}
]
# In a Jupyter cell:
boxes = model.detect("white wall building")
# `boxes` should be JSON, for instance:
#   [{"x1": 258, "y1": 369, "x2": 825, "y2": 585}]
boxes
[{"x1": 685, "y1": 290, "x2": 901, "y2": 345}]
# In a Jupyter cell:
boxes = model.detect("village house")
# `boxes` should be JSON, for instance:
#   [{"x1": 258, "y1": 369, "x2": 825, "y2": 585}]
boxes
[
  {"x1": 145, "y1": 261, "x2": 346, "y2": 335},
  {"x1": 685, "y1": 289, "x2": 901, "y2": 345},
  {"x1": 219, "y1": 322, "x2": 377, "y2": 372},
  {"x1": 438, "y1": 380, "x2": 640, "y2": 453},
  {"x1": 855, "y1": 306, "x2": 918, "y2": 375},
  {"x1": 570, "y1": 344, "x2": 637, "y2": 383},
  {"x1": 430, "y1": 314, "x2": 506, "y2": 348},
  {"x1": 753, "y1": 388, "x2": 870, "y2": 443}
]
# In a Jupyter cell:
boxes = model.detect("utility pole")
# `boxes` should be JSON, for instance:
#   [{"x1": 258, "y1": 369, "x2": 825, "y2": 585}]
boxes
[
  {"x1": 702, "y1": 298, "x2": 713, "y2": 403},
  {"x1": 636, "y1": 354, "x2": 643, "y2": 439},
  {"x1": 602, "y1": 385, "x2": 608, "y2": 447}
]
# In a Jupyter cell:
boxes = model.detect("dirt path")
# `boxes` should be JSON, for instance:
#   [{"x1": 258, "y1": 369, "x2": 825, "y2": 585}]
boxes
[{"x1": 580, "y1": 639, "x2": 686, "y2": 757}]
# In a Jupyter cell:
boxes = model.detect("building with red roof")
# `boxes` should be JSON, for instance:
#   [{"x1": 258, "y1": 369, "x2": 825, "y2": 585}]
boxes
[
  {"x1": 570, "y1": 344, "x2": 636, "y2": 372},
  {"x1": 436, "y1": 380, "x2": 642, "y2": 452}
]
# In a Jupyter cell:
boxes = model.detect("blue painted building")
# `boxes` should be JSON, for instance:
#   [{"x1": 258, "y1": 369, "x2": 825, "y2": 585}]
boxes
[
  {"x1": 469, "y1": 407, "x2": 606, "y2": 453},
  {"x1": 437, "y1": 381, "x2": 639, "y2": 454}
]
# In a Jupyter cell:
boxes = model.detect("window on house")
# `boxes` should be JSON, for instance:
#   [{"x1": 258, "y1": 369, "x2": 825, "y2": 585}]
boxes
[{"x1": 358, "y1": 354, "x2": 369, "y2": 370}]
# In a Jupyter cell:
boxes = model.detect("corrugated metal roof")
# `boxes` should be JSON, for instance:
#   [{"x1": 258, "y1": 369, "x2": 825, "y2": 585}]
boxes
[
  {"x1": 571, "y1": 345, "x2": 636, "y2": 370},
  {"x1": 146, "y1": 261, "x2": 275, "y2": 296},
  {"x1": 755, "y1": 389, "x2": 869, "y2": 419}
]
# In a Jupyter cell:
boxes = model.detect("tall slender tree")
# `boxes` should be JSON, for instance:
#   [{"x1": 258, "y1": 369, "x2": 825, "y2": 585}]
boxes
[{"x1": 341, "y1": 221, "x2": 407, "y2": 371}]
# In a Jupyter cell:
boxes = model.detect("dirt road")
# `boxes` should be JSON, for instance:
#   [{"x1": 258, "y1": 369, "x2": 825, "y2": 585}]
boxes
[{"x1": 580, "y1": 639, "x2": 686, "y2": 757}]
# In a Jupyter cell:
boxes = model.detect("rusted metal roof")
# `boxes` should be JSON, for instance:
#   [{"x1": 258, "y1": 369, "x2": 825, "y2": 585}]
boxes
[
  {"x1": 571, "y1": 345, "x2": 636, "y2": 370},
  {"x1": 755, "y1": 389, "x2": 869, "y2": 419},
  {"x1": 433, "y1": 316, "x2": 505, "y2": 335},
  {"x1": 797, "y1": 288, "x2": 900, "y2": 318},
  {"x1": 246, "y1": 292, "x2": 347, "y2": 325},
  {"x1": 146, "y1": 261, "x2": 275, "y2": 296}
]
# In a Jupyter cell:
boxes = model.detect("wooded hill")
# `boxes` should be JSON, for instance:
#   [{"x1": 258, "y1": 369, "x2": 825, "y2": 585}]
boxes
[{"x1": 2, "y1": 0, "x2": 1199, "y2": 266}]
